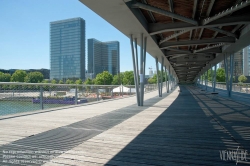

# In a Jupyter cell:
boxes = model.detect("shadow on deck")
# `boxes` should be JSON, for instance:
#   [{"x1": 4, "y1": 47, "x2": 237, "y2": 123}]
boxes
[{"x1": 105, "y1": 86, "x2": 250, "y2": 165}]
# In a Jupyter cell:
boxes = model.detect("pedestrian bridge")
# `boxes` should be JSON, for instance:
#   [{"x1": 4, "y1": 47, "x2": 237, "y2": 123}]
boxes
[
  {"x1": 0, "y1": 85, "x2": 249, "y2": 165},
  {"x1": 80, "y1": 0, "x2": 250, "y2": 106}
]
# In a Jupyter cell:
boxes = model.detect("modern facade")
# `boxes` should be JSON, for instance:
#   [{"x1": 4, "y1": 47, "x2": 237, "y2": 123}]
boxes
[
  {"x1": 234, "y1": 49, "x2": 243, "y2": 76},
  {"x1": 243, "y1": 46, "x2": 250, "y2": 76},
  {"x1": 220, "y1": 49, "x2": 243, "y2": 77},
  {"x1": 50, "y1": 18, "x2": 85, "y2": 81},
  {"x1": 88, "y1": 38, "x2": 119, "y2": 77}
]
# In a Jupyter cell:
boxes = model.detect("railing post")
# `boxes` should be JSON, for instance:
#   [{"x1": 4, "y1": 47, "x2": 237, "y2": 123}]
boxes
[
  {"x1": 122, "y1": 85, "x2": 123, "y2": 97},
  {"x1": 75, "y1": 85, "x2": 78, "y2": 105},
  {"x1": 111, "y1": 88, "x2": 113, "y2": 98},
  {"x1": 97, "y1": 88, "x2": 99, "y2": 101},
  {"x1": 40, "y1": 86, "x2": 44, "y2": 110}
]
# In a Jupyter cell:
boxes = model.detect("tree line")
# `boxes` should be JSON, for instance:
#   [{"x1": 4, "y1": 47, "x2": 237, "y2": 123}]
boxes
[
  {"x1": 1, "y1": 68, "x2": 246, "y2": 85},
  {"x1": 202, "y1": 68, "x2": 247, "y2": 83},
  {"x1": 0, "y1": 70, "x2": 136, "y2": 85}
]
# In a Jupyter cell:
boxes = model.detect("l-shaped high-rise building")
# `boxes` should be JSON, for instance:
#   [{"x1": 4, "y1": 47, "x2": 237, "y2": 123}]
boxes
[
  {"x1": 87, "y1": 38, "x2": 120, "y2": 77},
  {"x1": 50, "y1": 18, "x2": 85, "y2": 80}
]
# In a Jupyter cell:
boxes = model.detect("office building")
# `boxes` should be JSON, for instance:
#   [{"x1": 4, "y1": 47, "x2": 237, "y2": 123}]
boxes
[
  {"x1": 220, "y1": 49, "x2": 243, "y2": 77},
  {"x1": 243, "y1": 46, "x2": 250, "y2": 76},
  {"x1": 50, "y1": 18, "x2": 85, "y2": 81},
  {"x1": 88, "y1": 38, "x2": 119, "y2": 77}
]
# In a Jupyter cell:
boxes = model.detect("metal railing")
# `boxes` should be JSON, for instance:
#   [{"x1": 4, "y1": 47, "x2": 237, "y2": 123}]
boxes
[
  {"x1": 200, "y1": 81, "x2": 250, "y2": 94},
  {"x1": 0, "y1": 82, "x2": 159, "y2": 116}
]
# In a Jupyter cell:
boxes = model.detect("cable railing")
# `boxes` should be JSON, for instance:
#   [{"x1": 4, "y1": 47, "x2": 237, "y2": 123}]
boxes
[{"x1": 0, "y1": 82, "x2": 160, "y2": 116}]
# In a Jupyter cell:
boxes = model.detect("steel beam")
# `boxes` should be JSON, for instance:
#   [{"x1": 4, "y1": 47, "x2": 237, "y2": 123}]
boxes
[
  {"x1": 208, "y1": 27, "x2": 238, "y2": 38},
  {"x1": 160, "y1": 37, "x2": 235, "y2": 48},
  {"x1": 131, "y1": 2, "x2": 198, "y2": 25},
  {"x1": 149, "y1": 14, "x2": 250, "y2": 35},
  {"x1": 189, "y1": 0, "x2": 198, "y2": 50},
  {"x1": 169, "y1": 54, "x2": 188, "y2": 59},
  {"x1": 194, "y1": 43, "x2": 225, "y2": 53},
  {"x1": 203, "y1": 1, "x2": 250, "y2": 25},
  {"x1": 159, "y1": 29, "x2": 189, "y2": 44}
]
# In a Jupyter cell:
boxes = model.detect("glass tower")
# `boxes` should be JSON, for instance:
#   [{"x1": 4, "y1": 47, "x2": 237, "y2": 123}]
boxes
[
  {"x1": 50, "y1": 18, "x2": 85, "y2": 81},
  {"x1": 88, "y1": 38, "x2": 119, "y2": 77}
]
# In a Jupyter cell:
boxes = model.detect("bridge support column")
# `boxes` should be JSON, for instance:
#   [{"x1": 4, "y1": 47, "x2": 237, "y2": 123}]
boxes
[
  {"x1": 201, "y1": 74, "x2": 203, "y2": 87},
  {"x1": 167, "y1": 66, "x2": 170, "y2": 93},
  {"x1": 205, "y1": 70, "x2": 208, "y2": 91},
  {"x1": 155, "y1": 57, "x2": 161, "y2": 97},
  {"x1": 213, "y1": 64, "x2": 217, "y2": 92},
  {"x1": 160, "y1": 56, "x2": 164, "y2": 97},
  {"x1": 130, "y1": 34, "x2": 147, "y2": 106},
  {"x1": 142, "y1": 36, "x2": 147, "y2": 105},
  {"x1": 170, "y1": 71, "x2": 173, "y2": 90},
  {"x1": 130, "y1": 35, "x2": 140, "y2": 106},
  {"x1": 140, "y1": 34, "x2": 144, "y2": 105},
  {"x1": 224, "y1": 53, "x2": 234, "y2": 97},
  {"x1": 165, "y1": 66, "x2": 167, "y2": 92}
]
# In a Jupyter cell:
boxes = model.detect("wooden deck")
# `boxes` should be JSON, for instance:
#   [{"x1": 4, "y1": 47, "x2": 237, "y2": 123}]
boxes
[{"x1": 0, "y1": 86, "x2": 250, "y2": 165}]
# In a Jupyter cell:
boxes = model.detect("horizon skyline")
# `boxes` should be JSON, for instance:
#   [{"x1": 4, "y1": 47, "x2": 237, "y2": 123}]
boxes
[{"x1": 0, "y1": 0, "x2": 156, "y2": 75}]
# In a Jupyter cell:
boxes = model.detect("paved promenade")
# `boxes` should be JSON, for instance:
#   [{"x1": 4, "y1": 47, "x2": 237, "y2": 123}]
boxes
[{"x1": 0, "y1": 86, "x2": 249, "y2": 165}]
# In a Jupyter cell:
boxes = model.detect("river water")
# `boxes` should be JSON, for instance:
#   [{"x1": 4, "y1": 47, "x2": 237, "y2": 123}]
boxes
[{"x1": 0, "y1": 101, "x2": 67, "y2": 116}]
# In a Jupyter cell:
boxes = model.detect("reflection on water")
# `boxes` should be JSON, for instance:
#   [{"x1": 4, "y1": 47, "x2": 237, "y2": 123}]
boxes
[{"x1": 0, "y1": 101, "x2": 68, "y2": 116}]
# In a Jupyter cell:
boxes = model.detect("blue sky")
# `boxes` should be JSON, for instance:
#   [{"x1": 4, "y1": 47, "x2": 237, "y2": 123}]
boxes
[{"x1": 0, "y1": 0, "x2": 156, "y2": 74}]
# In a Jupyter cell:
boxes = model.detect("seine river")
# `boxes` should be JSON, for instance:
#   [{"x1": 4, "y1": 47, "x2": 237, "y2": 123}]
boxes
[{"x1": 0, "y1": 101, "x2": 67, "y2": 116}]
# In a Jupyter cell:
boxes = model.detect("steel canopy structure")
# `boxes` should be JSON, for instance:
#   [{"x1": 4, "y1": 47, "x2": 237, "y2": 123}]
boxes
[
  {"x1": 80, "y1": 0, "x2": 250, "y2": 104},
  {"x1": 80, "y1": 0, "x2": 250, "y2": 80}
]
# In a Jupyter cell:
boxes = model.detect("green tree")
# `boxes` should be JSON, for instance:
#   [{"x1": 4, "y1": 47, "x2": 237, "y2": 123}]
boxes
[
  {"x1": 59, "y1": 80, "x2": 64, "y2": 84},
  {"x1": 84, "y1": 78, "x2": 93, "y2": 85},
  {"x1": 112, "y1": 75, "x2": 120, "y2": 85},
  {"x1": 216, "y1": 68, "x2": 225, "y2": 82},
  {"x1": 75, "y1": 79, "x2": 83, "y2": 85},
  {"x1": 11, "y1": 70, "x2": 27, "y2": 82},
  {"x1": 148, "y1": 74, "x2": 157, "y2": 84},
  {"x1": 238, "y1": 75, "x2": 247, "y2": 83},
  {"x1": 112, "y1": 73, "x2": 125, "y2": 85},
  {"x1": 24, "y1": 72, "x2": 44, "y2": 83},
  {"x1": 147, "y1": 71, "x2": 167, "y2": 84},
  {"x1": 0, "y1": 72, "x2": 11, "y2": 82},
  {"x1": 51, "y1": 79, "x2": 57, "y2": 84},
  {"x1": 95, "y1": 71, "x2": 113, "y2": 85},
  {"x1": 123, "y1": 71, "x2": 134, "y2": 85},
  {"x1": 42, "y1": 80, "x2": 49, "y2": 83},
  {"x1": 66, "y1": 79, "x2": 71, "y2": 84},
  {"x1": 84, "y1": 78, "x2": 92, "y2": 91},
  {"x1": 42, "y1": 79, "x2": 50, "y2": 91}
]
